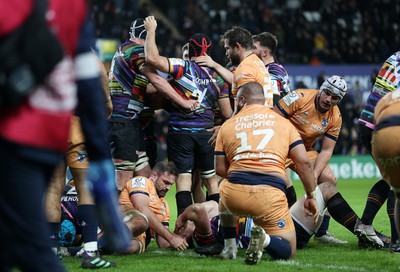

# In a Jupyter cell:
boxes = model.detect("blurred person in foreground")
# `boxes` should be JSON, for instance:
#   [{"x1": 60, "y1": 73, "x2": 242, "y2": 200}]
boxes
[
  {"x1": 356, "y1": 51, "x2": 400, "y2": 250},
  {"x1": 0, "y1": 0, "x2": 130, "y2": 270},
  {"x1": 371, "y1": 88, "x2": 400, "y2": 251}
]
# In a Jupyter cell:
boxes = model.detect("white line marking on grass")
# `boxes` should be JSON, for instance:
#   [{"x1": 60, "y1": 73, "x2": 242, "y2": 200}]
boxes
[{"x1": 276, "y1": 260, "x2": 387, "y2": 272}]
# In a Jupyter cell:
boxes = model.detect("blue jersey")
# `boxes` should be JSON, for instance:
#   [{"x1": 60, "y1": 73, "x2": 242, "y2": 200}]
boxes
[
  {"x1": 109, "y1": 41, "x2": 149, "y2": 120},
  {"x1": 266, "y1": 62, "x2": 291, "y2": 97},
  {"x1": 358, "y1": 51, "x2": 400, "y2": 130},
  {"x1": 166, "y1": 58, "x2": 228, "y2": 132}
]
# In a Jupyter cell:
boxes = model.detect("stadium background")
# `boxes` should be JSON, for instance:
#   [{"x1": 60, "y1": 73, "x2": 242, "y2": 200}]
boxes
[{"x1": 92, "y1": 0, "x2": 400, "y2": 157}]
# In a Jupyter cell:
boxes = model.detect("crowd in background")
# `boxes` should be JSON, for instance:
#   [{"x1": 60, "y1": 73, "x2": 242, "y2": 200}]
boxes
[{"x1": 91, "y1": 0, "x2": 399, "y2": 156}]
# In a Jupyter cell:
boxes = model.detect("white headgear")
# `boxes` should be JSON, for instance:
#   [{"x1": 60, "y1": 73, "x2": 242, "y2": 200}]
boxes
[{"x1": 319, "y1": 75, "x2": 347, "y2": 102}]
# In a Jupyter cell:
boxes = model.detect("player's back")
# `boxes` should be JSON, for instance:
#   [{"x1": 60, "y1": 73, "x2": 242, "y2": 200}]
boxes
[
  {"x1": 232, "y1": 54, "x2": 272, "y2": 106},
  {"x1": 217, "y1": 104, "x2": 301, "y2": 179},
  {"x1": 374, "y1": 89, "x2": 400, "y2": 124}
]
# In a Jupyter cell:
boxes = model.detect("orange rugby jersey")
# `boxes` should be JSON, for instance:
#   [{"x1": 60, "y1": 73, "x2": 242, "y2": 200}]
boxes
[
  {"x1": 215, "y1": 104, "x2": 303, "y2": 179},
  {"x1": 374, "y1": 89, "x2": 400, "y2": 126},
  {"x1": 119, "y1": 176, "x2": 170, "y2": 224},
  {"x1": 276, "y1": 89, "x2": 342, "y2": 150},
  {"x1": 231, "y1": 54, "x2": 276, "y2": 108}
]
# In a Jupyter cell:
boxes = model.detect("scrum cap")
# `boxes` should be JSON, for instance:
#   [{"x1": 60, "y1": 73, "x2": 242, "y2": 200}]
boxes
[
  {"x1": 319, "y1": 75, "x2": 347, "y2": 102},
  {"x1": 129, "y1": 18, "x2": 147, "y2": 39},
  {"x1": 188, "y1": 33, "x2": 212, "y2": 58}
]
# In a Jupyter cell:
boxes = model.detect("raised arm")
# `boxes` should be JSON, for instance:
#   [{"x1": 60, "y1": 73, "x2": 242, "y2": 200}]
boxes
[{"x1": 143, "y1": 16, "x2": 169, "y2": 74}]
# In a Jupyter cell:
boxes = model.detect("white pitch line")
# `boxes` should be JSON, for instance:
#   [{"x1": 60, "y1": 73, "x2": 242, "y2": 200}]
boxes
[{"x1": 276, "y1": 260, "x2": 387, "y2": 272}]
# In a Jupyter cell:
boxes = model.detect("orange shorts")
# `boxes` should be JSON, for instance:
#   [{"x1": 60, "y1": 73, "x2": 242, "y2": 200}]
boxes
[
  {"x1": 65, "y1": 143, "x2": 89, "y2": 169},
  {"x1": 220, "y1": 179, "x2": 294, "y2": 235},
  {"x1": 285, "y1": 149, "x2": 318, "y2": 170},
  {"x1": 372, "y1": 127, "x2": 400, "y2": 189}
]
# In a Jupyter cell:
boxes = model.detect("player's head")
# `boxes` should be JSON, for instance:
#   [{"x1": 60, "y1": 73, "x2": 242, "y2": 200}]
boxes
[
  {"x1": 221, "y1": 26, "x2": 252, "y2": 66},
  {"x1": 252, "y1": 32, "x2": 278, "y2": 59},
  {"x1": 129, "y1": 18, "x2": 147, "y2": 40},
  {"x1": 188, "y1": 33, "x2": 212, "y2": 59},
  {"x1": 182, "y1": 43, "x2": 189, "y2": 60},
  {"x1": 236, "y1": 82, "x2": 265, "y2": 112},
  {"x1": 152, "y1": 161, "x2": 178, "y2": 197},
  {"x1": 58, "y1": 219, "x2": 77, "y2": 247},
  {"x1": 318, "y1": 75, "x2": 347, "y2": 111}
]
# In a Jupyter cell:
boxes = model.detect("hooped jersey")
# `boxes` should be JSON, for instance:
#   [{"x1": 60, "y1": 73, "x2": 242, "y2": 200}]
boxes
[
  {"x1": 109, "y1": 41, "x2": 149, "y2": 120},
  {"x1": 266, "y1": 62, "x2": 291, "y2": 97},
  {"x1": 231, "y1": 54, "x2": 274, "y2": 107},
  {"x1": 166, "y1": 58, "x2": 229, "y2": 132},
  {"x1": 359, "y1": 51, "x2": 400, "y2": 130},
  {"x1": 119, "y1": 176, "x2": 170, "y2": 225},
  {"x1": 215, "y1": 104, "x2": 302, "y2": 179},
  {"x1": 276, "y1": 89, "x2": 342, "y2": 150}
]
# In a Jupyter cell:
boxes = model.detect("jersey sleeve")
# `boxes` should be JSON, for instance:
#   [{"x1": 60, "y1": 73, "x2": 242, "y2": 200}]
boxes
[
  {"x1": 325, "y1": 112, "x2": 342, "y2": 141},
  {"x1": 168, "y1": 58, "x2": 186, "y2": 79},
  {"x1": 288, "y1": 123, "x2": 303, "y2": 150},
  {"x1": 276, "y1": 90, "x2": 301, "y2": 118},
  {"x1": 161, "y1": 199, "x2": 170, "y2": 225},
  {"x1": 126, "y1": 176, "x2": 150, "y2": 197}
]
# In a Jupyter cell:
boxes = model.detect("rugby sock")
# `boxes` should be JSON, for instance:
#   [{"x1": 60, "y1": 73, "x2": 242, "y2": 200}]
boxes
[
  {"x1": 176, "y1": 191, "x2": 193, "y2": 215},
  {"x1": 264, "y1": 236, "x2": 292, "y2": 260},
  {"x1": 326, "y1": 192, "x2": 358, "y2": 233},
  {"x1": 222, "y1": 226, "x2": 237, "y2": 240},
  {"x1": 286, "y1": 186, "x2": 297, "y2": 207},
  {"x1": 387, "y1": 191, "x2": 399, "y2": 243},
  {"x1": 222, "y1": 227, "x2": 237, "y2": 249},
  {"x1": 77, "y1": 205, "x2": 98, "y2": 246},
  {"x1": 206, "y1": 193, "x2": 220, "y2": 203},
  {"x1": 87, "y1": 159, "x2": 131, "y2": 252},
  {"x1": 315, "y1": 215, "x2": 330, "y2": 237},
  {"x1": 361, "y1": 179, "x2": 390, "y2": 225}
]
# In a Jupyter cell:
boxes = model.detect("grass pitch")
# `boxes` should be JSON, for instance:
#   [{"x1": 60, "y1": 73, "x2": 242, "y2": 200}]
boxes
[{"x1": 62, "y1": 178, "x2": 400, "y2": 271}]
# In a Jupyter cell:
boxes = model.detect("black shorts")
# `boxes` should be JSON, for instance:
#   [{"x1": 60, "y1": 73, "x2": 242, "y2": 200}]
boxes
[
  {"x1": 167, "y1": 131, "x2": 214, "y2": 174},
  {"x1": 109, "y1": 118, "x2": 146, "y2": 162},
  {"x1": 357, "y1": 123, "x2": 372, "y2": 154}
]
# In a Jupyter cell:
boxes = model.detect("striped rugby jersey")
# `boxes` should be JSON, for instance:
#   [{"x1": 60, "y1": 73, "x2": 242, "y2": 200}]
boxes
[
  {"x1": 109, "y1": 41, "x2": 149, "y2": 120},
  {"x1": 166, "y1": 58, "x2": 229, "y2": 132},
  {"x1": 358, "y1": 51, "x2": 400, "y2": 129}
]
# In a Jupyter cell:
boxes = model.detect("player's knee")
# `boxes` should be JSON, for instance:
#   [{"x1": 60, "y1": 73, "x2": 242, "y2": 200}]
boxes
[
  {"x1": 318, "y1": 172, "x2": 337, "y2": 186},
  {"x1": 114, "y1": 160, "x2": 136, "y2": 171},
  {"x1": 190, "y1": 203, "x2": 207, "y2": 216}
]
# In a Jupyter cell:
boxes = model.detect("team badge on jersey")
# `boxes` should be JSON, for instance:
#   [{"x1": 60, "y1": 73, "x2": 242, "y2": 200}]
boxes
[
  {"x1": 131, "y1": 177, "x2": 146, "y2": 188},
  {"x1": 277, "y1": 219, "x2": 286, "y2": 229},
  {"x1": 322, "y1": 119, "x2": 329, "y2": 127},
  {"x1": 283, "y1": 91, "x2": 299, "y2": 106},
  {"x1": 77, "y1": 152, "x2": 87, "y2": 162}
]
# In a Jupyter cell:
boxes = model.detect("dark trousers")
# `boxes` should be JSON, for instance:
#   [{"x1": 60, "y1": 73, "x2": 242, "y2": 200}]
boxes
[{"x1": 0, "y1": 138, "x2": 65, "y2": 272}]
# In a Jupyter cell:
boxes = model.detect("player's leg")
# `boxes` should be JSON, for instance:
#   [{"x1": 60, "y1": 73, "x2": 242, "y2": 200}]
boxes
[
  {"x1": 0, "y1": 140, "x2": 65, "y2": 271},
  {"x1": 248, "y1": 186, "x2": 295, "y2": 264},
  {"x1": 45, "y1": 162, "x2": 67, "y2": 256},
  {"x1": 167, "y1": 132, "x2": 195, "y2": 215},
  {"x1": 191, "y1": 169, "x2": 206, "y2": 203},
  {"x1": 196, "y1": 133, "x2": 219, "y2": 203}
]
